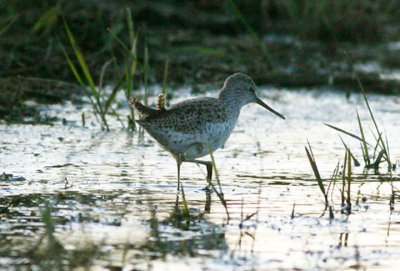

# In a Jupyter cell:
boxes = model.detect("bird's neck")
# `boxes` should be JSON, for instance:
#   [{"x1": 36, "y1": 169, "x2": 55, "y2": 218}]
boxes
[{"x1": 218, "y1": 87, "x2": 244, "y2": 111}]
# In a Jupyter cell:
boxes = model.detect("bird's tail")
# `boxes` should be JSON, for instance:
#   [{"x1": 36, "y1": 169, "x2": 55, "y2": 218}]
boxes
[{"x1": 129, "y1": 95, "x2": 166, "y2": 119}]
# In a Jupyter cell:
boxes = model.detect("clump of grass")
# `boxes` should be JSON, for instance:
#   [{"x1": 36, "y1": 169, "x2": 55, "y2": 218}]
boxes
[
  {"x1": 356, "y1": 71, "x2": 392, "y2": 174},
  {"x1": 324, "y1": 56, "x2": 396, "y2": 210},
  {"x1": 63, "y1": 19, "x2": 131, "y2": 130},
  {"x1": 63, "y1": 8, "x2": 148, "y2": 131},
  {"x1": 326, "y1": 57, "x2": 393, "y2": 173},
  {"x1": 325, "y1": 59, "x2": 393, "y2": 173},
  {"x1": 62, "y1": 20, "x2": 110, "y2": 130}
]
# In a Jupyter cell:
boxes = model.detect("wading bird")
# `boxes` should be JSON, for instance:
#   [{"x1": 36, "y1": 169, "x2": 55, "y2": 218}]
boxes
[{"x1": 130, "y1": 73, "x2": 285, "y2": 188}]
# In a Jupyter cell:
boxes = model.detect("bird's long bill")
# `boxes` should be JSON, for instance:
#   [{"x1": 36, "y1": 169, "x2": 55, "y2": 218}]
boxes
[{"x1": 256, "y1": 98, "x2": 286, "y2": 120}]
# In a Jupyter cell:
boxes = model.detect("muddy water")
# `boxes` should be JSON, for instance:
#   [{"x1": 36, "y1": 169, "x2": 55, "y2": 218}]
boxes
[{"x1": 1, "y1": 88, "x2": 400, "y2": 270}]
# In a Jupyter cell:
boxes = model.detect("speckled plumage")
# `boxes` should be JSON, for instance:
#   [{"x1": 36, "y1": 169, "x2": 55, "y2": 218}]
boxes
[
  {"x1": 130, "y1": 73, "x2": 285, "y2": 185},
  {"x1": 136, "y1": 97, "x2": 238, "y2": 159}
]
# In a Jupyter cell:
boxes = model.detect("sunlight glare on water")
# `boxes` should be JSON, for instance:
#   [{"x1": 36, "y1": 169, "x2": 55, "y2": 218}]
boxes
[{"x1": 1, "y1": 87, "x2": 400, "y2": 270}]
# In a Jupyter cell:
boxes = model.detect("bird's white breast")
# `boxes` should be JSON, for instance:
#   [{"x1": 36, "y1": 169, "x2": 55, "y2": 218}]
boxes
[{"x1": 177, "y1": 114, "x2": 238, "y2": 159}]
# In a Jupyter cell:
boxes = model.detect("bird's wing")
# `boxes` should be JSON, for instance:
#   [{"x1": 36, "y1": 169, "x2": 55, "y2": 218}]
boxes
[{"x1": 138, "y1": 97, "x2": 228, "y2": 133}]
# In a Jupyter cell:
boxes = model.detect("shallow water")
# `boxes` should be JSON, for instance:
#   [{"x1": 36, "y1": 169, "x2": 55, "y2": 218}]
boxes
[{"x1": 1, "y1": 87, "x2": 400, "y2": 270}]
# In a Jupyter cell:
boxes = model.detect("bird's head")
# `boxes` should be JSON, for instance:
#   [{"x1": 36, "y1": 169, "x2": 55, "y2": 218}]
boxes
[{"x1": 220, "y1": 73, "x2": 285, "y2": 119}]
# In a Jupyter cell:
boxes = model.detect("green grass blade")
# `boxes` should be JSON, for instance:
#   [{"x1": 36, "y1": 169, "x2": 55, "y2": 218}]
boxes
[
  {"x1": 305, "y1": 146, "x2": 324, "y2": 191},
  {"x1": 325, "y1": 123, "x2": 371, "y2": 146},
  {"x1": 359, "y1": 84, "x2": 380, "y2": 137},
  {"x1": 360, "y1": 142, "x2": 367, "y2": 165},
  {"x1": 341, "y1": 150, "x2": 347, "y2": 208},
  {"x1": 361, "y1": 90, "x2": 390, "y2": 165},
  {"x1": 357, "y1": 110, "x2": 370, "y2": 165},
  {"x1": 64, "y1": 20, "x2": 101, "y2": 105},
  {"x1": 371, "y1": 131, "x2": 381, "y2": 158},
  {"x1": 385, "y1": 133, "x2": 393, "y2": 175},
  {"x1": 60, "y1": 43, "x2": 84, "y2": 87},
  {"x1": 373, "y1": 150, "x2": 385, "y2": 172},
  {"x1": 126, "y1": 7, "x2": 135, "y2": 48},
  {"x1": 64, "y1": 19, "x2": 109, "y2": 130},
  {"x1": 339, "y1": 136, "x2": 360, "y2": 166},
  {"x1": 60, "y1": 42, "x2": 98, "y2": 111},
  {"x1": 328, "y1": 161, "x2": 340, "y2": 201},
  {"x1": 33, "y1": 7, "x2": 60, "y2": 33},
  {"x1": 98, "y1": 59, "x2": 113, "y2": 95},
  {"x1": 305, "y1": 145, "x2": 328, "y2": 207},
  {"x1": 347, "y1": 54, "x2": 391, "y2": 170},
  {"x1": 64, "y1": 22, "x2": 96, "y2": 91},
  {"x1": 346, "y1": 149, "x2": 352, "y2": 210},
  {"x1": 104, "y1": 74, "x2": 124, "y2": 114}
]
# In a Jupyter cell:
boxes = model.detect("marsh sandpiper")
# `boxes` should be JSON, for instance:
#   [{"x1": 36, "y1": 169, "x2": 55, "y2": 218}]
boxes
[{"x1": 130, "y1": 73, "x2": 285, "y2": 188}]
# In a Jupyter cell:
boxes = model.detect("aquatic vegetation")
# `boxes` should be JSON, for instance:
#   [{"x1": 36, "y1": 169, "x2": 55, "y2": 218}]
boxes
[
  {"x1": 3, "y1": 1, "x2": 400, "y2": 114},
  {"x1": 1, "y1": 88, "x2": 400, "y2": 270},
  {"x1": 63, "y1": 21, "x2": 111, "y2": 130},
  {"x1": 63, "y1": 9, "x2": 142, "y2": 130},
  {"x1": 325, "y1": 64, "x2": 393, "y2": 174},
  {"x1": 121, "y1": 7, "x2": 139, "y2": 130},
  {"x1": 305, "y1": 142, "x2": 328, "y2": 208},
  {"x1": 309, "y1": 68, "x2": 397, "y2": 217},
  {"x1": 2, "y1": 1, "x2": 400, "y2": 270}
]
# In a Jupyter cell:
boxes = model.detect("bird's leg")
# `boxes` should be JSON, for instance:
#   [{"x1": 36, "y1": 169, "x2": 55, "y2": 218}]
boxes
[
  {"x1": 176, "y1": 155, "x2": 183, "y2": 192},
  {"x1": 183, "y1": 159, "x2": 213, "y2": 187},
  {"x1": 205, "y1": 188, "x2": 211, "y2": 213}
]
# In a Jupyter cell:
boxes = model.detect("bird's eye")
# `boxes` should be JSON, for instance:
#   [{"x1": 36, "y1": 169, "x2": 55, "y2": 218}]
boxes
[{"x1": 249, "y1": 87, "x2": 255, "y2": 93}]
